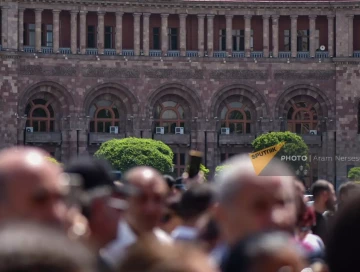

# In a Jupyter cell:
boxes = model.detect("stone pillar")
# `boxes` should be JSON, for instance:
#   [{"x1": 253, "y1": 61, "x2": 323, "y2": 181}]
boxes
[
  {"x1": 161, "y1": 13, "x2": 169, "y2": 55},
  {"x1": 53, "y1": 9, "x2": 60, "y2": 53},
  {"x1": 225, "y1": 15, "x2": 233, "y2": 55},
  {"x1": 70, "y1": 11, "x2": 78, "y2": 54},
  {"x1": 115, "y1": 12, "x2": 123, "y2": 55},
  {"x1": 262, "y1": 15, "x2": 270, "y2": 58},
  {"x1": 272, "y1": 15, "x2": 279, "y2": 57},
  {"x1": 35, "y1": 9, "x2": 43, "y2": 52},
  {"x1": 80, "y1": 11, "x2": 87, "y2": 54},
  {"x1": 327, "y1": 15, "x2": 334, "y2": 57},
  {"x1": 197, "y1": 14, "x2": 205, "y2": 56},
  {"x1": 97, "y1": 11, "x2": 105, "y2": 54},
  {"x1": 348, "y1": 15, "x2": 354, "y2": 57},
  {"x1": 291, "y1": 15, "x2": 298, "y2": 58},
  {"x1": 133, "y1": 13, "x2": 141, "y2": 56},
  {"x1": 244, "y1": 15, "x2": 252, "y2": 57},
  {"x1": 18, "y1": 8, "x2": 25, "y2": 51},
  {"x1": 309, "y1": 15, "x2": 317, "y2": 57},
  {"x1": 143, "y1": 13, "x2": 150, "y2": 56},
  {"x1": 179, "y1": 13, "x2": 187, "y2": 57},
  {"x1": 207, "y1": 15, "x2": 214, "y2": 57},
  {"x1": 1, "y1": 6, "x2": 8, "y2": 49}
]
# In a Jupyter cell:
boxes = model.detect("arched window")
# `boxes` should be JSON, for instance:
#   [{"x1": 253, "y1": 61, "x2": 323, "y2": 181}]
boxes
[
  {"x1": 220, "y1": 102, "x2": 252, "y2": 134},
  {"x1": 89, "y1": 100, "x2": 120, "y2": 133},
  {"x1": 25, "y1": 99, "x2": 55, "y2": 132},
  {"x1": 154, "y1": 101, "x2": 185, "y2": 134},
  {"x1": 287, "y1": 101, "x2": 318, "y2": 134}
]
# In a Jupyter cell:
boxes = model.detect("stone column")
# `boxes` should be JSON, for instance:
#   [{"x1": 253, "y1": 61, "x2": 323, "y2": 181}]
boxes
[
  {"x1": 179, "y1": 13, "x2": 187, "y2": 57},
  {"x1": 244, "y1": 15, "x2": 252, "y2": 57},
  {"x1": 327, "y1": 15, "x2": 334, "y2": 57},
  {"x1": 53, "y1": 10, "x2": 60, "y2": 53},
  {"x1": 1, "y1": 6, "x2": 8, "y2": 49},
  {"x1": 291, "y1": 15, "x2": 298, "y2": 58},
  {"x1": 272, "y1": 15, "x2": 279, "y2": 57},
  {"x1": 115, "y1": 12, "x2": 123, "y2": 55},
  {"x1": 225, "y1": 15, "x2": 233, "y2": 55},
  {"x1": 80, "y1": 11, "x2": 87, "y2": 54},
  {"x1": 35, "y1": 9, "x2": 43, "y2": 52},
  {"x1": 309, "y1": 15, "x2": 317, "y2": 57},
  {"x1": 143, "y1": 13, "x2": 150, "y2": 56},
  {"x1": 348, "y1": 15, "x2": 354, "y2": 57},
  {"x1": 70, "y1": 11, "x2": 78, "y2": 54},
  {"x1": 207, "y1": 14, "x2": 214, "y2": 57},
  {"x1": 161, "y1": 13, "x2": 169, "y2": 55},
  {"x1": 262, "y1": 15, "x2": 270, "y2": 58},
  {"x1": 97, "y1": 11, "x2": 105, "y2": 54},
  {"x1": 197, "y1": 14, "x2": 205, "y2": 56},
  {"x1": 133, "y1": 13, "x2": 141, "y2": 56},
  {"x1": 18, "y1": 8, "x2": 25, "y2": 51}
]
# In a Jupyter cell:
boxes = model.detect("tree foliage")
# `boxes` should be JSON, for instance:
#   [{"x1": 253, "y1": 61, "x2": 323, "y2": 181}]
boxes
[
  {"x1": 94, "y1": 137, "x2": 174, "y2": 174},
  {"x1": 252, "y1": 131, "x2": 309, "y2": 172},
  {"x1": 46, "y1": 156, "x2": 60, "y2": 165},
  {"x1": 348, "y1": 167, "x2": 360, "y2": 181},
  {"x1": 215, "y1": 164, "x2": 232, "y2": 177}
]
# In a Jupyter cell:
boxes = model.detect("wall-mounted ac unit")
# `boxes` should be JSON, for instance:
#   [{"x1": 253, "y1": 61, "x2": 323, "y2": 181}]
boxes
[
  {"x1": 175, "y1": 127, "x2": 184, "y2": 135},
  {"x1": 109, "y1": 126, "x2": 119, "y2": 134},
  {"x1": 309, "y1": 130, "x2": 317, "y2": 135},
  {"x1": 156, "y1": 127, "x2": 164, "y2": 134},
  {"x1": 26, "y1": 127, "x2": 34, "y2": 133},
  {"x1": 221, "y1": 127, "x2": 230, "y2": 135}
]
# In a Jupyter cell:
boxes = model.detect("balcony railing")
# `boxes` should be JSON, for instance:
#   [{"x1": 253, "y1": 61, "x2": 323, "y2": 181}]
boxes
[
  {"x1": 150, "y1": 50, "x2": 162, "y2": 57},
  {"x1": 104, "y1": 49, "x2": 116, "y2": 56},
  {"x1": 24, "y1": 46, "x2": 35, "y2": 53},
  {"x1": 59, "y1": 48, "x2": 71, "y2": 54},
  {"x1": 167, "y1": 50, "x2": 180, "y2": 57},
  {"x1": 232, "y1": 51, "x2": 245, "y2": 58},
  {"x1": 279, "y1": 51, "x2": 291, "y2": 58},
  {"x1": 41, "y1": 47, "x2": 53, "y2": 54},
  {"x1": 88, "y1": 133, "x2": 125, "y2": 145},
  {"x1": 153, "y1": 134, "x2": 190, "y2": 145},
  {"x1": 251, "y1": 51, "x2": 263, "y2": 58},
  {"x1": 25, "y1": 132, "x2": 62, "y2": 144},
  {"x1": 301, "y1": 134, "x2": 322, "y2": 146},
  {"x1": 219, "y1": 134, "x2": 255, "y2": 146},
  {"x1": 86, "y1": 48, "x2": 98, "y2": 55},
  {"x1": 186, "y1": 51, "x2": 198, "y2": 57},
  {"x1": 122, "y1": 49, "x2": 134, "y2": 56},
  {"x1": 315, "y1": 51, "x2": 329, "y2": 58},
  {"x1": 297, "y1": 52, "x2": 310, "y2": 58},
  {"x1": 214, "y1": 51, "x2": 227, "y2": 58},
  {"x1": 353, "y1": 51, "x2": 360, "y2": 58}
]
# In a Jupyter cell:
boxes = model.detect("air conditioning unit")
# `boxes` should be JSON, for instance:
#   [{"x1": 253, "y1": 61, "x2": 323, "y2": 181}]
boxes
[
  {"x1": 175, "y1": 127, "x2": 184, "y2": 135},
  {"x1": 156, "y1": 127, "x2": 164, "y2": 134},
  {"x1": 109, "y1": 126, "x2": 119, "y2": 134},
  {"x1": 221, "y1": 127, "x2": 230, "y2": 135},
  {"x1": 309, "y1": 130, "x2": 318, "y2": 135},
  {"x1": 26, "y1": 127, "x2": 34, "y2": 133}
]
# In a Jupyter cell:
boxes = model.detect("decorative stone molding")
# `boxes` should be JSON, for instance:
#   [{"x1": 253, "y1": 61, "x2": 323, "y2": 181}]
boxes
[
  {"x1": 144, "y1": 68, "x2": 204, "y2": 79},
  {"x1": 19, "y1": 65, "x2": 76, "y2": 76},
  {"x1": 82, "y1": 67, "x2": 140, "y2": 78},
  {"x1": 209, "y1": 70, "x2": 268, "y2": 80},
  {"x1": 274, "y1": 70, "x2": 335, "y2": 80}
]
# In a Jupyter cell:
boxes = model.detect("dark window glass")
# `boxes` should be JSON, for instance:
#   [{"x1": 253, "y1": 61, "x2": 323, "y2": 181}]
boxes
[
  {"x1": 284, "y1": 30, "x2": 291, "y2": 51},
  {"x1": 104, "y1": 26, "x2": 113, "y2": 49},
  {"x1": 32, "y1": 108, "x2": 47, "y2": 118},
  {"x1": 153, "y1": 27, "x2": 160, "y2": 50},
  {"x1": 297, "y1": 30, "x2": 309, "y2": 52},
  {"x1": 180, "y1": 153, "x2": 185, "y2": 165},
  {"x1": 87, "y1": 25, "x2": 96, "y2": 48},
  {"x1": 90, "y1": 121, "x2": 95, "y2": 132},
  {"x1": 168, "y1": 28, "x2": 178, "y2": 50},
  {"x1": 33, "y1": 99, "x2": 47, "y2": 105},
  {"x1": 50, "y1": 121, "x2": 54, "y2": 132}
]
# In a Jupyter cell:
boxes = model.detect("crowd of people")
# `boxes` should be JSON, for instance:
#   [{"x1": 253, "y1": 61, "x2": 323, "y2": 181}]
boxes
[{"x1": 0, "y1": 146, "x2": 359, "y2": 272}]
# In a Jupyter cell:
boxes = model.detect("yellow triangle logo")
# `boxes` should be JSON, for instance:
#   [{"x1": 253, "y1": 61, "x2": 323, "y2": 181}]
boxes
[{"x1": 249, "y1": 142, "x2": 286, "y2": 175}]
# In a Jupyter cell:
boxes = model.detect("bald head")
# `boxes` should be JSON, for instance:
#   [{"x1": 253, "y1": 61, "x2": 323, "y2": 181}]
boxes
[
  {"x1": 0, "y1": 147, "x2": 67, "y2": 227},
  {"x1": 125, "y1": 167, "x2": 168, "y2": 233}
]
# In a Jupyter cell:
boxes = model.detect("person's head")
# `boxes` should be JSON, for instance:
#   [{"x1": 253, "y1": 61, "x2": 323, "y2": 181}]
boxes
[
  {"x1": 178, "y1": 184, "x2": 214, "y2": 225},
  {"x1": 0, "y1": 222, "x2": 96, "y2": 272},
  {"x1": 338, "y1": 182, "x2": 360, "y2": 208},
  {"x1": 215, "y1": 154, "x2": 297, "y2": 245},
  {"x1": 0, "y1": 147, "x2": 67, "y2": 227},
  {"x1": 163, "y1": 175, "x2": 177, "y2": 196},
  {"x1": 125, "y1": 166, "x2": 168, "y2": 233},
  {"x1": 311, "y1": 180, "x2": 336, "y2": 212},
  {"x1": 174, "y1": 177, "x2": 186, "y2": 194},
  {"x1": 159, "y1": 194, "x2": 182, "y2": 234},
  {"x1": 64, "y1": 156, "x2": 129, "y2": 248}
]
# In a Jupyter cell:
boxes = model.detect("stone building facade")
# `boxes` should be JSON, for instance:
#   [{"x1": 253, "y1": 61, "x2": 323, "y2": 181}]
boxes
[{"x1": 0, "y1": 0, "x2": 360, "y2": 187}]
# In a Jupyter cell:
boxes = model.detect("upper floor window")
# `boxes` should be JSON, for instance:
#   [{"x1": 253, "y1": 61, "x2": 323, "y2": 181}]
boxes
[
  {"x1": 220, "y1": 102, "x2": 252, "y2": 134},
  {"x1": 41, "y1": 24, "x2": 53, "y2": 47},
  {"x1": 287, "y1": 102, "x2": 318, "y2": 134},
  {"x1": 219, "y1": 29, "x2": 226, "y2": 51},
  {"x1": 219, "y1": 30, "x2": 254, "y2": 51},
  {"x1": 284, "y1": 30, "x2": 291, "y2": 51},
  {"x1": 168, "y1": 28, "x2": 178, "y2": 50},
  {"x1": 24, "y1": 23, "x2": 35, "y2": 46},
  {"x1": 89, "y1": 100, "x2": 120, "y2": 133},
  {"x1": 25, "y1": 99, "x2": 55, "y2": 132},
  {"x1": 173, "y1": 152, "x2": 186, "y2": 177},
  {"x1": 87, "y1": 25, "x2": 96, "y2": 48},
  {"x1": 358, "y1": 102, "x2": 360, "y2": 134},
  {"x1": 104, "y1": 26, "x2": 114, "y2": 49},
  {"x1": 154, "y1": 101, "x2": 185, "y2": 134},
  {"x1": 153, "y1": 27, "x2": 160, "y2": 50}
]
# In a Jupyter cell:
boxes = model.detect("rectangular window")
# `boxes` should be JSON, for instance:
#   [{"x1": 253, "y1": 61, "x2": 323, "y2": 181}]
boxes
[
  {"x1": 297, "y1": 30, "x2": 309, "y2": 52},
  {"x1": 315, "y1": 29, "x2": 320, "y2": 51},
  {"x1": 284, "y1": 29, "x2": 291, "y2": 51},
  {"x1": 219, "y1": 29, "x2": 226, "y2": 51},
  {"x1": 153, "y1": 27, "x2": 160, "y2": 50},
  {"x1": 104, "y1": 26, "x2": 113, "y2": 49},
  {"x1": 168, "y1": 28, "x2": 178, "y2": 50},
  {"x1": 26, "y1": 23, "x2": 35, "y2": 46},
  {"x1": 87, "y1": 25, "x2": 96, "y2": 48},
  {"x1": 45, "y1": 24, "x2": 53, "y2": 47},
  {"x1": 232, "y1": 30, "x2": 245, "y2": 51}
]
